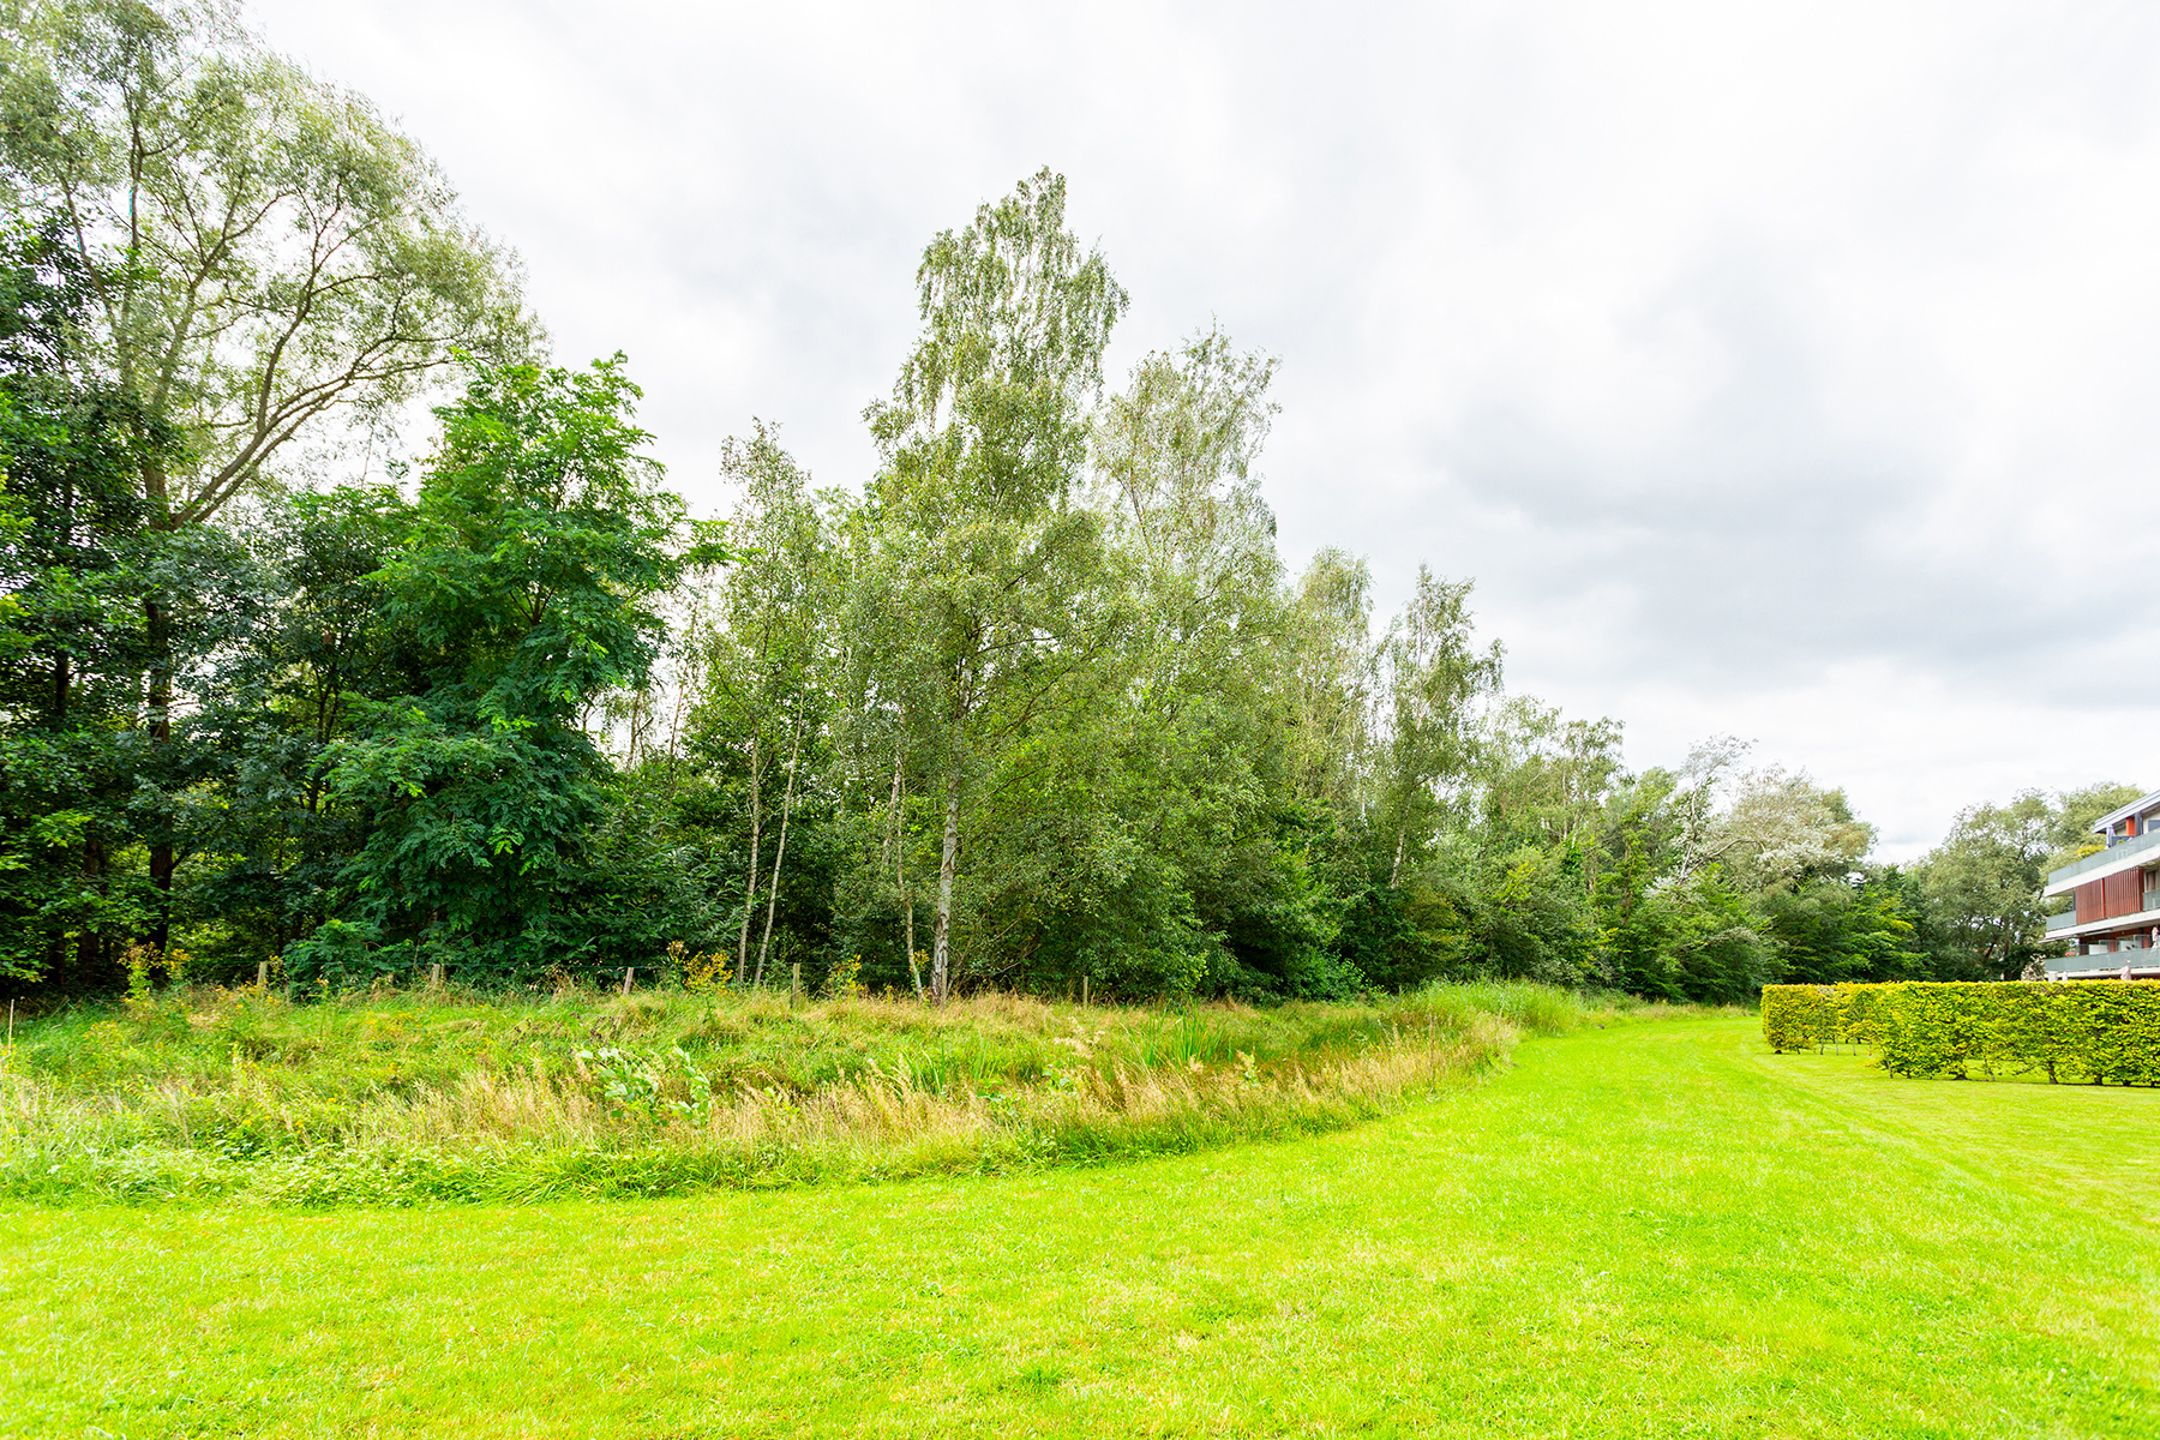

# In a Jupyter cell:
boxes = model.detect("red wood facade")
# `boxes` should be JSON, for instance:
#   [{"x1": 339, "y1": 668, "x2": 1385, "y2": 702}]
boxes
[{"x1": 2074, "y1": 871, "x2": 2150, "y2": 924}]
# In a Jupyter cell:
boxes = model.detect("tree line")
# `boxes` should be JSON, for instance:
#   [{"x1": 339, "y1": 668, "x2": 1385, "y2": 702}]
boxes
[{"x1": 0, "y1": 0, "x2": 2132, "y2": 1003}]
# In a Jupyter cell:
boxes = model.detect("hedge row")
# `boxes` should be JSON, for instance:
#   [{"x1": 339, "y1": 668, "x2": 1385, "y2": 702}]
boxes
[
  {"x1": 1761, "y1": 982, "x2": 1887, "y2": 1053},
  {"x1": 1761, "y1": 981, "x2": 2160, "y2": 1085}
]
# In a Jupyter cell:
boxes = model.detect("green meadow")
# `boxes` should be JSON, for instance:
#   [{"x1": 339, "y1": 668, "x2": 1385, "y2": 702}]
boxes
[{"x1": 6, "y1": 1012, "x2": 2155, "y2": 1438}]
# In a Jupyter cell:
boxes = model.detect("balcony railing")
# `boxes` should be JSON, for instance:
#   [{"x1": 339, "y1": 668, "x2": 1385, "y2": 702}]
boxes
[{"x1": 2046, "y1": 825, "x2": 2160, "y2": 888}]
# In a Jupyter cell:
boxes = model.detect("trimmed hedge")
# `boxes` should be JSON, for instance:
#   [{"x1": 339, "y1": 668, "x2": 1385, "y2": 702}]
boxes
[
  {"x1": 1761, "y1": 982, "x2": 1886, "y2": 1053},
  {"x1": 1762, "y1": 981, "x2": 2160, "y2": 1085}
]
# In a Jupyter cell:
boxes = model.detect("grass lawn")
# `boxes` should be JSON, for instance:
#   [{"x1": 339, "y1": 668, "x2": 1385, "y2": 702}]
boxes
[{"x1": 5, "y1": 1013, "x2": 2156, "y2": 1438}]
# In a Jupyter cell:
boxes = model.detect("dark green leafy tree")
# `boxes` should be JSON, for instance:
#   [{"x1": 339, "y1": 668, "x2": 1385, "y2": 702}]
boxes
[
  {"x1": 0, "y1": 0, "x2": 530, "y2": 943},
  {"x1": 178, "y1": 484, "x2": 406, "y2": 974},
  {"x1": 0, "y1": 221, "x2": 168, "y2": 988},
  {"x1": 1756, "y1": 873, "x2": 1924, "y2": 985},
  {"x1": 290, "y1": 357, "x2": 718, "y2": 982}
]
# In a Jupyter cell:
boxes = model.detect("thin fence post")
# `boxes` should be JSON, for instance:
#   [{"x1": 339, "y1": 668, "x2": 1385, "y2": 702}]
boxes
[
  {"x1": 256, "y1": 960, "x2": 269, "y2": 990},
  {"x1": 1082, "y1": 976, "x2": 1090, "y2": 1008},
  {"x1": 429, "y1": 962, "x2": 444, "y2": 991},
  {"x1": 621, "y1": 966, "x2": 634, "y2": 997},
  {"x1": 791, "y1": 962, "x2": 801, "y2": 1009}
]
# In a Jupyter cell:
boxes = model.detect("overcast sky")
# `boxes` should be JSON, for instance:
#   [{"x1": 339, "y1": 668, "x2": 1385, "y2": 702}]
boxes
[{"x1": 251, "y1": 0, "x2": 2159, "y2": 857}]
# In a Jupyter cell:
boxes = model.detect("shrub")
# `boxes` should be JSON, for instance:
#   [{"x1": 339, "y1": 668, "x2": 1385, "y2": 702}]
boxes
[
  {"x1": 1761, "y1": 982, "x2": 1882, "y2": 1051},
  {"x1": 1763, "y1": 981, "x2": 2160, "y2": 1084},
  {"x1": 1763, "y1": 984, "x2": 1829, "y2": 1052},
  {"x1": 671, "y1": 942, "x2": 732, "y2": 993},
  {"x1": 821, "y1": 956, "x2": 863, "y2": 1001}
]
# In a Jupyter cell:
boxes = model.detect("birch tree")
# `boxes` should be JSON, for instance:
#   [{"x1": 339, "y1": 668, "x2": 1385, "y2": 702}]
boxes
[
  {"x1": 1066, "y1": 328, "x2": 1306, "y2": 995},
  {"x1": 1281, "y1": 548, "x2": 1376, "y2": 817},
  {"x1": 694, "y1": 424, "x2": 828, "y2": 985},
  {"x1": 1375, "y1": 568, "x2": 1500, "y2": 886},
  {"x1": 862, "y1": 169, "x2": 1126, "y2": 1000}
]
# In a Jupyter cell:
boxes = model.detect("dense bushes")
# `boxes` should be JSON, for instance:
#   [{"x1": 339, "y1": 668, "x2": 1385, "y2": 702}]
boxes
[{"x1": 1763, "y1": 981, "x2": 2160, "y2": 1085}]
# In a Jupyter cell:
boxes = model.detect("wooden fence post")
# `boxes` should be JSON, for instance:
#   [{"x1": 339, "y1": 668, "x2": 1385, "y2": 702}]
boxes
[
  {"x1": 256, "y1": 960, "x2": 269, "y2": 990},
  {"x1": 621, "y1": 966, "x2": 634, "y2": 996},
  {"x1": 1081, "y1": 976, "x2": 1090, "y2": 1008},
  {"x1": 791, "y1": 962, "x2": 801, "y2": 1009},
  {"x1": 429, "y1": 961, "x2": 444, "y2": 991}
]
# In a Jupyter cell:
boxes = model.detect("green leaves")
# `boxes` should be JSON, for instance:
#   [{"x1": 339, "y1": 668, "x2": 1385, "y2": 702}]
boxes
[
  {"x1": 1768, "y1": 980, "x2": 2160, "y2": 1086},
  {"x1": 381, "y1": 355, "x2": 687, "y2": 722},
  {"x1": 0, "y1": 0, "x2": 532, "y2": 524},
  {"x1": 3, "y1": 97, "x2": 2056, "y2": 1010},
  {"x1": 0, "y1": 221, "x2": 172, "y2": 986},
  {"x1": 286, "y1": 355, "x2": 699, "y2": 983}
]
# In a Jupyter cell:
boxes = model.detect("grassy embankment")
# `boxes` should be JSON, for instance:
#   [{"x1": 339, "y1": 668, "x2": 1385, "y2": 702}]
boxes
[
  {"x1": 0, "y1": 981, "x2": 1616, "y2": 1205},
  {"x1": 4, "y1": 1014, "x2": 2155, "y2": 1437}
]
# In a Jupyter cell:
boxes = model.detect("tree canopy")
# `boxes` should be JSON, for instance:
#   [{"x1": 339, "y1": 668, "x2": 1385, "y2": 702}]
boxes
[{"x1": 0, "y1": 3, "x2": 2118, "y2": 1003}]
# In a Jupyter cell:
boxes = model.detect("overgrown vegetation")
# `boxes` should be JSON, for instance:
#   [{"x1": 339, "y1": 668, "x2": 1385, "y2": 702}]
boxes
[
  {"x1": 0, "y1": 980, "x2": 1629, "y2": 1205},
  {"x1": 1764, "y1": 979, "x2": 2160, "y2": 1085}
]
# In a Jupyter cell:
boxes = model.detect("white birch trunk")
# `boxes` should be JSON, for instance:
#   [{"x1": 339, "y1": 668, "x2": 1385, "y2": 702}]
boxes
[
  {"x1": 754, "y1": 710, "x2": 805, "y2": 988},
  {"x1": 737, "y1": 730, "x2": 762, "y2": 980},
  {"x1": 932, "y1": 776, "x2": 959, "y2": 1003}
]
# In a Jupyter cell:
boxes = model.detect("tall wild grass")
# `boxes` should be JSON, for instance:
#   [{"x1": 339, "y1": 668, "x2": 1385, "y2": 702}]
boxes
[{"x1": 0, "y1": 982, "x2": 1633, "y2": 1206}]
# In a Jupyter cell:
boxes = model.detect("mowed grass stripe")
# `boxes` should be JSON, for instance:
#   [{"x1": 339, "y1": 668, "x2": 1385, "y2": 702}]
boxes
[{"x1": 4, "y1": 1014, "x2": 2155, "y2": 1438}]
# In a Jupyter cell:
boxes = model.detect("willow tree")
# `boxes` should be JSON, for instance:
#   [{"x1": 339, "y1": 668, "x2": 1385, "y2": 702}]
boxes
[
  {"x1": 862, "y1": 169, "x2": 1126, "y2": 1000},
  {"x1": 0, "y1": 0, "x2": 529, "y2": 940}
]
